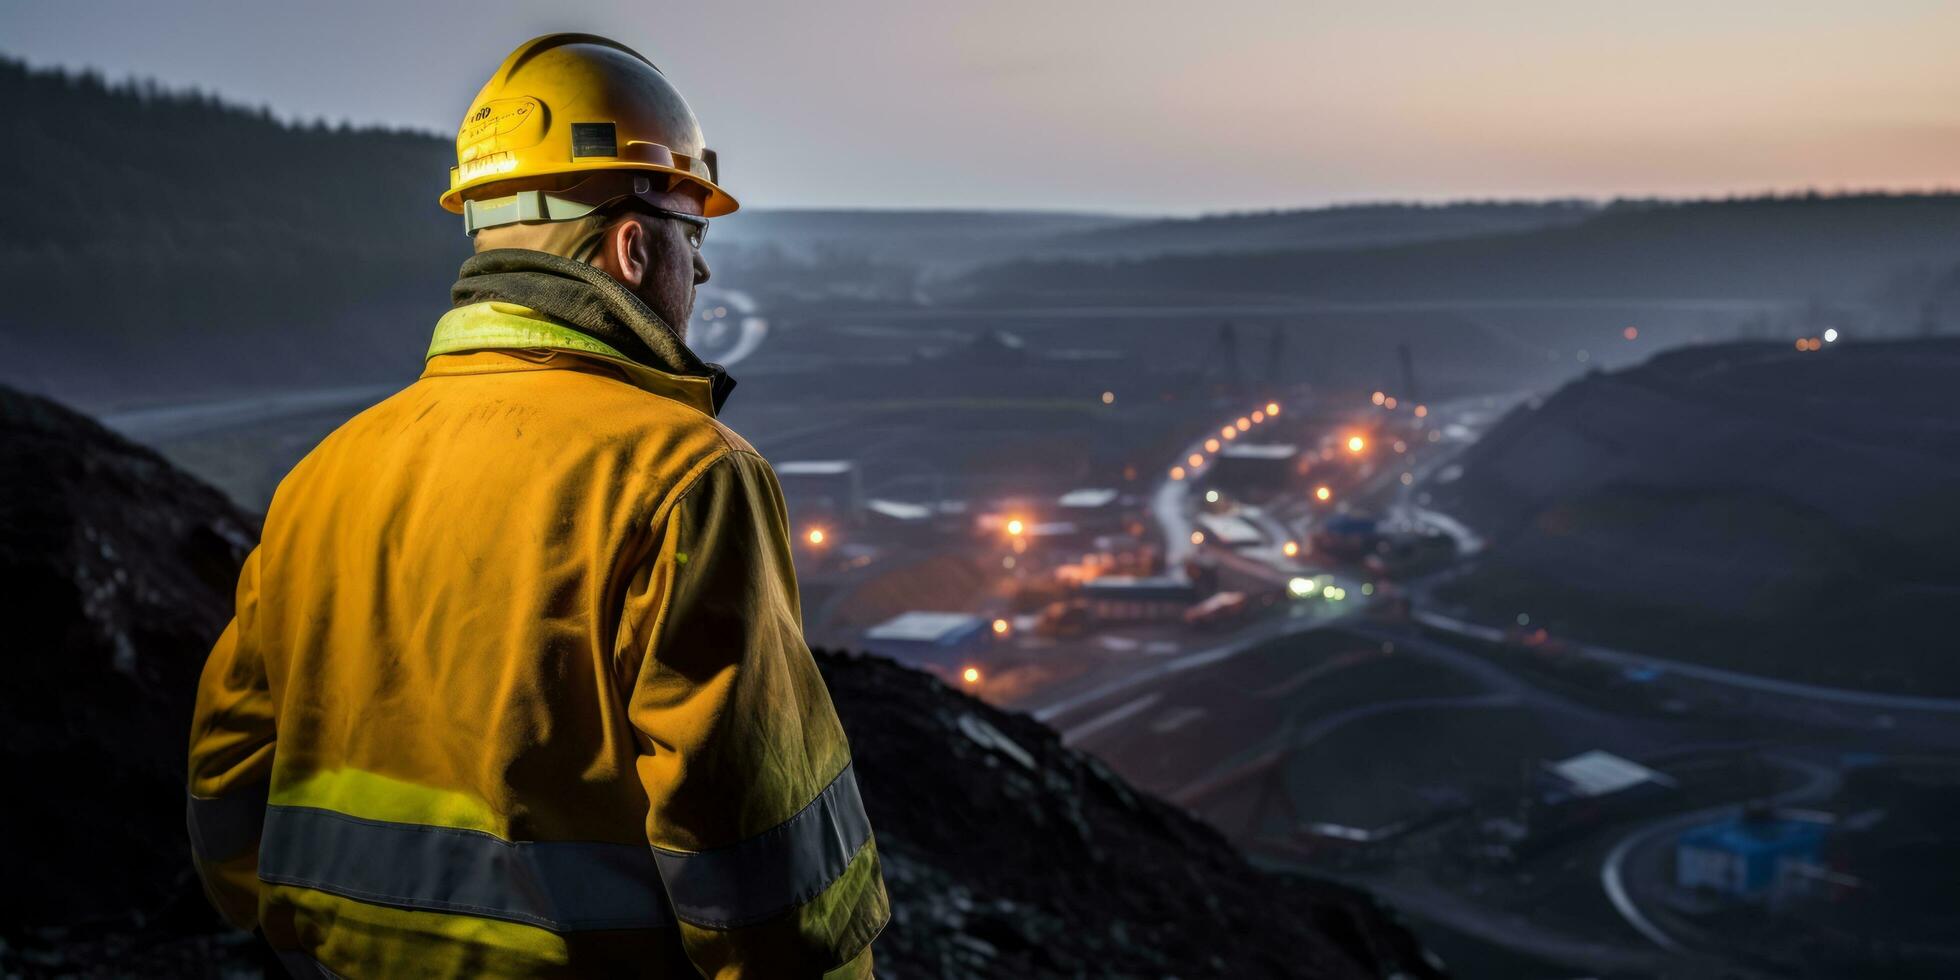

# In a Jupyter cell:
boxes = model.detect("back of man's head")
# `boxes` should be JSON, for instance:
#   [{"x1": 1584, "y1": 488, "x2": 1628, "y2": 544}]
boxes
[{"x1": 471, "y1": 211, "x2": 614, "y2": 260}]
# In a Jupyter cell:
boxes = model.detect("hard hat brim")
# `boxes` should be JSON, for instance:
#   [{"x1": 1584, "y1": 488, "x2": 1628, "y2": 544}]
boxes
[{"x1": 442, "y1": 160, "x2": 737, "y2": 218}]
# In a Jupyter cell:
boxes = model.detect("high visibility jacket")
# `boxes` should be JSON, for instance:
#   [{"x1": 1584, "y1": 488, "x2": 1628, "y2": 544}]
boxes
[{"x1": 187, "y1": 300, "x2": 889, "y2": 978}]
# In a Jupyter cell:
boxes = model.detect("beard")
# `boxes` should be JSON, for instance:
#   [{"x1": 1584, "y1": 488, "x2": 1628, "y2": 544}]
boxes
[{"x1": 639, "y1": 259, "x2": 695, "y2": 343}]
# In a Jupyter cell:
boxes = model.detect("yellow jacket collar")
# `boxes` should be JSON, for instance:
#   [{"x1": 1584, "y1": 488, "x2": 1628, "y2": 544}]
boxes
[{"x1": 426, "y1": 301, "x2": 720, "y2": 416}]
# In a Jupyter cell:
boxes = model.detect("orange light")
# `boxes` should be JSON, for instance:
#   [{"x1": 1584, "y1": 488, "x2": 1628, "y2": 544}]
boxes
[
  {"x1": 1795, "y1": 338, "x2": 1808, "y2": 351},
  {"x1": 1315, "y1": 486, "x2": 1332, "y2": 502},
  {"x1": 1383, "y1": 396, "x2": 1397, "y2": 410},
  {"x1": 1205, "y1": 438, "x2": 1221, "y2": 452},
  {"x1": 992, "y1": 618, "x2": 1010, "y2": 635},
  {"x1": 1006, "y1": 518, "x2": 1025, "y2": 536},
  {"x1": 1282, "y1": 540, "x2": 1300, "y2": 557},
  {"x1": 1266, "y1": 402, "x2": 1281, "y2": 416},
  {"x1": 1170, "y1": 466, "x2": 1186, "y2": 480},
  {"x1": 807, "y1": 528, "x2": 826, "y2": 545},
  {"x1": 1188, "y1": 453, "x2": 1205, "y2": 467},
  {"x1": 1371, "y1": 391, "x2": 1385, "y2": 406},
  {"x1": 1190, "y1": 531, "x2": 1205, "y2": 545},
  {"x1": 1624, "y1": 326, "x2": 1639, "y2": 341},
  {"x1": 1346, "y1": 435, "x2": 1366, "y2": 454},
  {"x1": 1222, "y1": 428, "x2": 1237, "y2": 440},
  {"x1": 962, "y1": 667, "x2": 980, "y2": 684},
  {"x1": 1414, "y1": 405, "x2": 1428, "y2": 418},
  {"x1": 1101, "y1": 390, "x2": 1115, "y2": 405},
  {"x1": 1236, "y1": 417, "x2": 1251, "y2": 431}
]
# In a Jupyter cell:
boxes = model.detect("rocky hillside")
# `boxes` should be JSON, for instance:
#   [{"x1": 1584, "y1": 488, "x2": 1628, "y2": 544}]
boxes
[
  {"x1": 0, "y1": 383, "x2": 260, "y2": 970},
  {"x1": 0, "y1": 383, "x2": 1439, "y2": 979},
  {"x1": 826, "y1": 650, "x2": 1437, "y2": 978},
  {"x1": 1430, "y1": 337, "x2": 1960, "y2": 693}
]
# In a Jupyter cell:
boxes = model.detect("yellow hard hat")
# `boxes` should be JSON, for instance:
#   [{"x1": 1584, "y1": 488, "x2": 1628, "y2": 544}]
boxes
[{"x1": 440, "y1": 33, "x2": 737, "y2": 228}]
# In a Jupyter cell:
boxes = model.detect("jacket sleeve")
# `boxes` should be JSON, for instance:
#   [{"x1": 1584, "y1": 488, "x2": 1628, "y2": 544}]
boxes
[
  {"x1": 617, "y1": 450, "x2": 889, "y2": 979},
  {"x1": 186, "y1": 546, "x2": 277, "y2": 931}
]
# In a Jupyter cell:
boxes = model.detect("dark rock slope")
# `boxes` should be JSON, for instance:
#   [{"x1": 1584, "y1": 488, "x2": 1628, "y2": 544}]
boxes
[
  {"x1": 1, "y1": 384, "x2": 260, "y2": 972},
  {"x1": 1431, "y1": 337, "x2": 1960, "y2": 693},
  {"x1": 821, "y1": 648, "x2": 1439, "y2": 978},
  {"x1": 0, "y1": 383, "x2": 1439, "y2": 978}
]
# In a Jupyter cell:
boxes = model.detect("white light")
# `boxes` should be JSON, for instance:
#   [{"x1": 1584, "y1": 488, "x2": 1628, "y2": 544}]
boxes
[
  {"x1": 1204, "y1": 490, "x2": 1220, "y2": 503},
  {"x1": 1288, "y1": 577, "x2": 1315, "y2": 597},
  {"x1": 1823, "y1": 328, "x2": 1839, "y2": 343}
]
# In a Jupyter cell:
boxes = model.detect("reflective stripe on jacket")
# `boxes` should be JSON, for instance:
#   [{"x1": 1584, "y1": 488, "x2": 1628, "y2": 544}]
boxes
[{"x1": 187, "y1": 301, "x2": 889, "y2": 978}]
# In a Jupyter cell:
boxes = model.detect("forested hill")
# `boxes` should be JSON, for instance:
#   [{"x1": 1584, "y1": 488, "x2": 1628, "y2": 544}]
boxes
[
  {"x1": 0, "y1": 57, "x2": 464, "y2": 406},
  {"x1": 956, "y1": 192, "x2": 1960, "y2": 306}
]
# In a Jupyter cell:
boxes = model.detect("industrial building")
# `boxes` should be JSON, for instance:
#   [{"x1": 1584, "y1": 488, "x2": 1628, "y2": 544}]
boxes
[
  {"x1": 1081, "y1": 575, "x2": 1200, "y2": 622},
  {"x1": 1057, "y1": 487, "x2": 1120, "y2": 511},
  {"x1": 1521, "y1": 750, "x2": 1677, "y2": 845},
  {"x1": 1540, "y1": 750, "x2": 1675, "y2": 804},
  {"x1": 1312, "y1": 513, "x2": 1382, "y2": 560},
  {"x1": 1676, "y1": 812, "x2": 1830, "y2": 900},
  {"x1": 775, "y1": 460, "x2": 864, "y2": 524},
  {"x1": 860, "y1": 611, "x2": 990, "y2": 669},
  {"x1": 1209, "y1": 443, "x2": 1298, "y2": 494},
  {"x1": 1196, "y1": 512, "x2": 1263, "y2": 549}
]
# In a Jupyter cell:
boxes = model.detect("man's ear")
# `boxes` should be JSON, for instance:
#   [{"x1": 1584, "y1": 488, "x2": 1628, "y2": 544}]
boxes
[{"x1": 602, "y1": 214, "x2": 651, "y2": 288}]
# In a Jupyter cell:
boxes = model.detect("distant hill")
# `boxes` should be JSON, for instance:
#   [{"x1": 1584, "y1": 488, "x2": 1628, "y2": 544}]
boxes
[
  {"x1": 1028, "y1": 200, "x2": 1601, "y2": 259},
  {"x1": 957, "y1": 193, "x2": 1960, "y2": 306},
  {"x1": 707, "y1": 202, "x2": 1601, "y2": 267},
  {"x1": 709, "y1": 208, "x2": 1135, "y2": 262},
  {"x1": 1430, "y1": 336, "x2": 1960, "y2": 693},
  {"x1": 0, "y1": 56, "x2": 466, "y2": 407}
]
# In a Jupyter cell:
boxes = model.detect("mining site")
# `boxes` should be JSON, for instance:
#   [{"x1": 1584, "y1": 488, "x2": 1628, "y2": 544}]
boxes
[{"x1": 7, "y1": 19, "x2": 1960, "y2": 978}]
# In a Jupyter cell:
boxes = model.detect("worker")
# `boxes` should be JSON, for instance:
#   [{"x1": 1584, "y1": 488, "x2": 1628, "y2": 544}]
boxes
[{"x1": 186, "y1": 34, "x2": 888, "y2": 978}]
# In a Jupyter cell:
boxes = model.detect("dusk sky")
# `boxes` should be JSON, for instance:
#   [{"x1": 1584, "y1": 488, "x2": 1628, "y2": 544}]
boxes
[{"x1": 7, "y1": 0, "x2": 1958, "y2": 214}]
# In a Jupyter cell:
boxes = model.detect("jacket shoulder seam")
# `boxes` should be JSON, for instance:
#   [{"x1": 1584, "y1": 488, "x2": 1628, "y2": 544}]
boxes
[{"x1": 601, "y1": 445, "x2": 733, "y2": 683}]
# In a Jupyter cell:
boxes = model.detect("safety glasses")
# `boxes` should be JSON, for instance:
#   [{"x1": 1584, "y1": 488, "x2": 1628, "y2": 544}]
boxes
[{"x1": 627, "y1": 203, "x2": 709, "y2": 251}]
